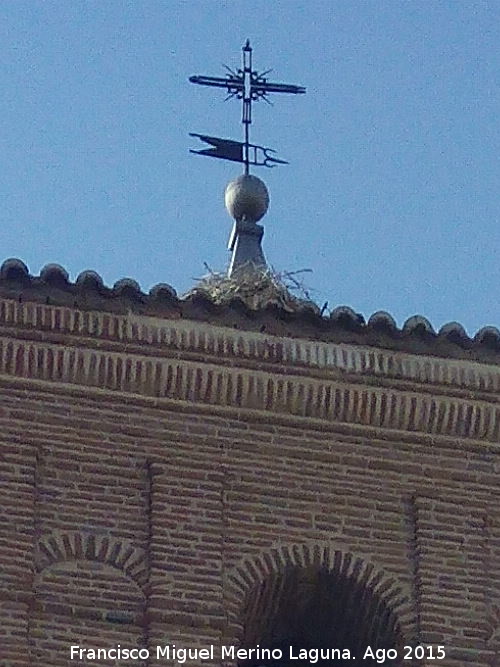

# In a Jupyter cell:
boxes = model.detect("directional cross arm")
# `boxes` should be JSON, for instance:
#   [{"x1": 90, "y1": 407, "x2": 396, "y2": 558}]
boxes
[
  {"x1": 189, "y1": 75, "x2": 243, "y2": 91},
  {"x1": 251, "y1": 81, "x2": 306, "y2": 96}
]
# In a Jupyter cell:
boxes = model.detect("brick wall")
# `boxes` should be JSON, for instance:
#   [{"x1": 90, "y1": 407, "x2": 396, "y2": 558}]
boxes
[{"x1": 0, "y1": 298, "x2": 499, "y2": 666}]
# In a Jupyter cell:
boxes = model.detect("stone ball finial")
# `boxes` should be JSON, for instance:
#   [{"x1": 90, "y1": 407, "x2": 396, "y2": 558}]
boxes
[{"x1": 224, "y1": 174, "x2": 269, "y2": 223}]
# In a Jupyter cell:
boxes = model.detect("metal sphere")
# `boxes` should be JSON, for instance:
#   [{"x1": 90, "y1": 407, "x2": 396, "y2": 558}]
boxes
[{"x1": 224, "y1": 175, "x2": 269, "y2": 222}]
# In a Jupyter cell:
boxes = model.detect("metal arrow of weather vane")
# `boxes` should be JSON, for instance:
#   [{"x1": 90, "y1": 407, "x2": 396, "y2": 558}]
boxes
[{"x1": 189, "y1": 40, "x2": 305, "y2": 174}]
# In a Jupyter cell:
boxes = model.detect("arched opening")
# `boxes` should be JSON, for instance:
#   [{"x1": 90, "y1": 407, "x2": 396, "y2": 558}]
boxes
[{"x1": 240, "y1": 565, "x2": 403, "y2": 666}]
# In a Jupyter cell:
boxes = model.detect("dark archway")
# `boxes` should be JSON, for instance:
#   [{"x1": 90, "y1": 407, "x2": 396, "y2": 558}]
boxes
[{"x1": 239, "y1": 565, "x2": 403, "y2": 666}]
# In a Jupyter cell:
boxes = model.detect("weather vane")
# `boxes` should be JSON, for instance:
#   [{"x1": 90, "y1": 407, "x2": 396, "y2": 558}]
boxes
[
  {"x1": 189, "y1": 41, "x2": 305, "y2": 278},
  {"x1": 189, "y1": 40, "x2": 305, "y2": 174}
]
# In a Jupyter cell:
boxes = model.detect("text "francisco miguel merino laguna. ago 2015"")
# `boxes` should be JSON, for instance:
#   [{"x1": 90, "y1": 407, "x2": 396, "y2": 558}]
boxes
[{"x1": 70, "y1": 644, "x2": 447, "y2": 663}]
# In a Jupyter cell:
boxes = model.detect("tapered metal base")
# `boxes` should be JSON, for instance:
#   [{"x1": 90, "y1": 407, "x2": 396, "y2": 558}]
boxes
[{"x1": 227, "y1": 220, "x2": 265, "y2": 278}]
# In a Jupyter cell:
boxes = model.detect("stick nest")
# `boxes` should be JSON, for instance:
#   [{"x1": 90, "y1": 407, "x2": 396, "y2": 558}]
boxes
[{"x1": 185, "y1": 265, "x2": 321, "y2": 314}]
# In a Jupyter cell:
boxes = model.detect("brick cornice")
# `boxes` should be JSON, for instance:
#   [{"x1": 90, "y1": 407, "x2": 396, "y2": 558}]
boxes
[
  {"x1": 3, "y1": 298, "x2": 500, "y2": 390},
  {"x1": 1, "y1": 298, "x2": 500, "y2": 443}
]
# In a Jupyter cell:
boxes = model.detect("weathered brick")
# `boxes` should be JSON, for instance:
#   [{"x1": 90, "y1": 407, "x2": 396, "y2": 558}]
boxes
[{"x1": 0, "y1": 298, "x2": 498, "y2": 665}]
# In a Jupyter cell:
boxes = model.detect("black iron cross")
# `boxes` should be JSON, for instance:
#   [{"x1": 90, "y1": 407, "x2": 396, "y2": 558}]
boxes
[{"x1": 189, "y1": 40, "x2": 305, "y2": 174}]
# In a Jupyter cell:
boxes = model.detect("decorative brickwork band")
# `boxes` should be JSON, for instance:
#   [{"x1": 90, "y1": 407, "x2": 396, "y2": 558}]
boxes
[
  {"x1": 1, "y1": 335, "x2": 500, "y2": 443},
  {"x1": 1, "y1": 298, "x2": 500, "y2": 395}
]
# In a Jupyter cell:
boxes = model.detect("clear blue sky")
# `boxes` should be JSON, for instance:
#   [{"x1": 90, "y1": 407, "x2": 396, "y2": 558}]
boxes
[{"x1": 0, "y1": 0, "x2": 498, "y2": 335}]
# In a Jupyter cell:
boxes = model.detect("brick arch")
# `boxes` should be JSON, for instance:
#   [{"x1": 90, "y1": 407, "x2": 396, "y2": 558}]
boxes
[
  {"x1": 224, "y1": 543, "x2": 415, "y2": 645},
  {"x1": 35, "y1": 532, "x2": 148, "y2": 589}
]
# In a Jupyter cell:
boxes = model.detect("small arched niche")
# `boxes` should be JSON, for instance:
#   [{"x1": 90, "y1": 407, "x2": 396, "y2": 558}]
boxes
[
  {"x1": 32, "y1": 560, "x2": 147, "y2": 665},
  {"x1": 239, "y1": 564, "x2": 404, "y2": 667}
]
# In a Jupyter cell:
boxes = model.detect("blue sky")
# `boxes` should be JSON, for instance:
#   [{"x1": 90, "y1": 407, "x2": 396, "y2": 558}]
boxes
[{"x1": 0, "y1": 0, "x2": 498, "y2": 335}]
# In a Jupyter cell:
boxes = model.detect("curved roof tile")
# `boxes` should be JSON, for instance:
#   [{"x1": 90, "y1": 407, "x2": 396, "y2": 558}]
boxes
[
  {"x1": 402, "y1": 315, "x2": 435, "y2": 336},
  {"x1": 40, "y1": 263, "x2": 70, "y2": 285},
  {"x1": 76, "y1": 270, "x2": 105, "y2": 290},
  {"x1": 367, "y1": 311, "x2": 397, "y2": 331}
]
